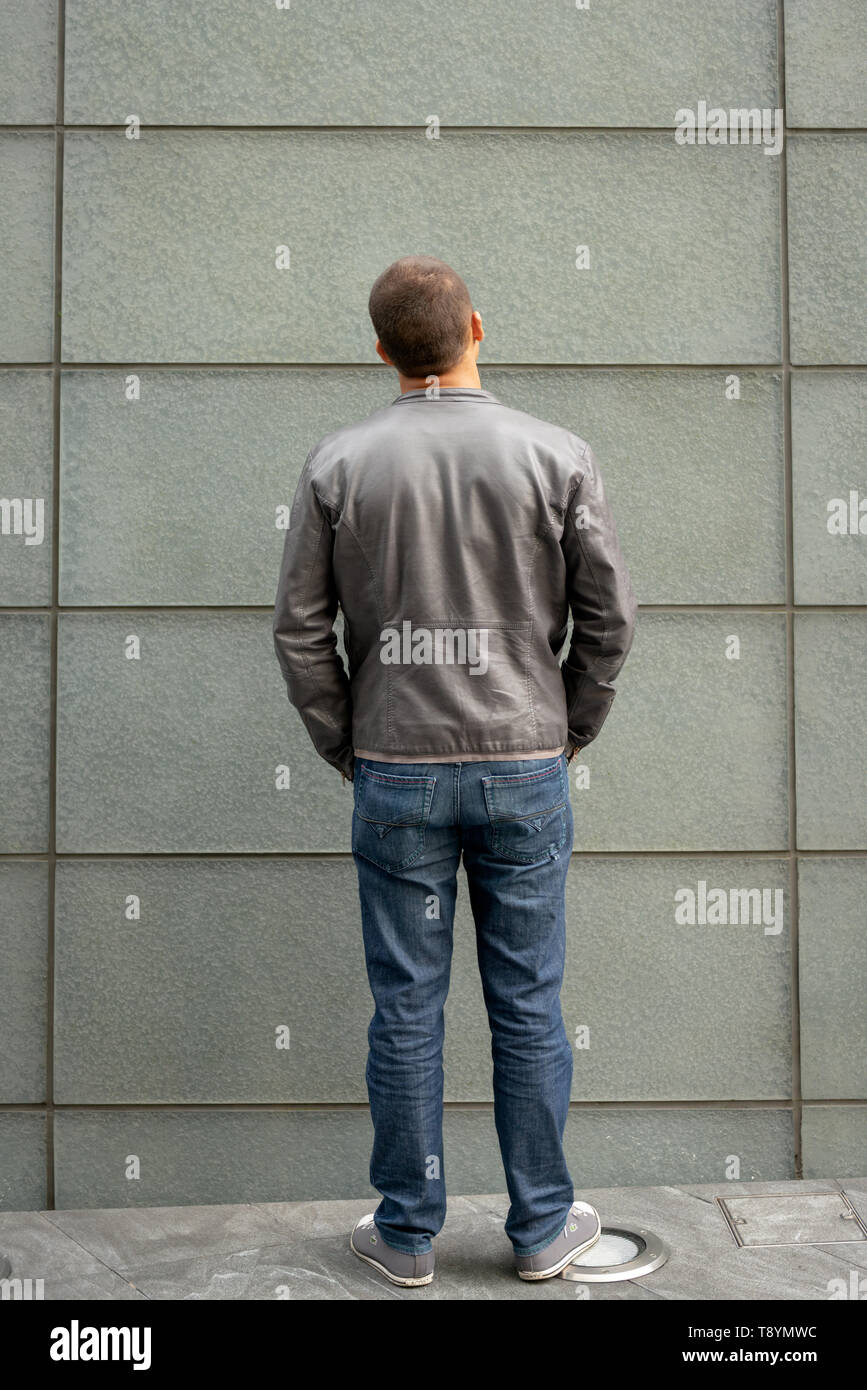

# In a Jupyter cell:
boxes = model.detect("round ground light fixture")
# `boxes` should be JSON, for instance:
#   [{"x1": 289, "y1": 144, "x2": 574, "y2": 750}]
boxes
[{"x1": 560, "y1": 1223, "x2": 669, "y2": 1283}]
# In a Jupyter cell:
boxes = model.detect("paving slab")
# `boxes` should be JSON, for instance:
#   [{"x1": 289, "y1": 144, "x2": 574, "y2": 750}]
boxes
[
  {"x1": 0, "y1": 1210, "x2": 146, "y2": 1300},
  {"x1": 3, "y1": 1179, "x2": 862, "y2": 1299},
  {"x1": 118, "y1": 1200, "x2": 657, "y2": 1301},
  {"x1": 41, "y1": 1200, "x2": 307, "y2": 1273},
  {"x1": 472, "y1": 1182, "x2": 863, "y2": 1300}
]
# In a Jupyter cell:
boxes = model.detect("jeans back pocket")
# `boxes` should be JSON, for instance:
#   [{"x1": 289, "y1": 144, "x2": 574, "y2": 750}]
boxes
[
  {"x1": 482, "y1": 759, "x2": 569, "y2": 864},
  {"x1": 353, "y1": 765, "x2": 437, "y2": 873}
]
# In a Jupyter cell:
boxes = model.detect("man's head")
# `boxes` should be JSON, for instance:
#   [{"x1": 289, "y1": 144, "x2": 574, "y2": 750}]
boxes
[{"x1": 368, "y1": 256, "x2": 482, "y2": 382}]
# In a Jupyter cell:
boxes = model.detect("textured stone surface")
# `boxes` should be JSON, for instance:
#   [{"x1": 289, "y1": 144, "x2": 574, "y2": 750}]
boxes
[
  {"x1": 13, "y1": 1177, "x2": 862, "y2": 1300},
  {"x1": 45, "y1": 1198, "x2": 313, "y2": 1272},
  {"x1": 446, "y1": 856, "x2": 791, "y2": 1102},
  {"x1": 55, "y1": 611, "x2": 354, "y2": 853},
  {"x1": 111, "y1": 1203, "x2": 655, "y2": 1300},
  {"x1": 794, "y1": 614, "x2": 867, "y2": 848},
  {"x1": 0, "y1": 1114, "x2": 47, "y2": 1210},
  {"x1": 785, "y1": 0, "x2": 867, "y2": 127},
  {"x1": 58, "y1": 367, "x2": 784, "y2": 606},
  {"x1": 681, "y1": 1175, "x2": 841, "y2": 1201},
  {"x1": 58, "y1": 367, "x2": 394, "y2": 605},
  {"x1": 560, "y1": 858, "x2": 790, "y2": 1101},
  {"x1": 0, "y1": 134, "x2": 55, "y2": 362},
  {"x1": 0, "y1": 863, "x2": 48, "y2": 1102},
  {"x1": 569, "y1": 613, "x2": 789, "y2": 850},
  {"x1": 53, "y1": 610, "x2": 787, "y2": 855},
  {"x1": 53, "y1": 858, "x2": 369, "y2": 1103},
  {"x1": 10, "y1": 1177, "x2": 867, "y2": 1300},
  {"x1": 802, "y1": 1106, "x2": 867, "y2": 1178},
  {"x1": 0, "y1": 370, "x2": 53, "y2": 605},
  {"x1": 0, "y1": 1210, "x2": 147, "y2": 1299},
  {"x1": 487, "y1": 369, "x2": 785, "y2": 605},
  {"x1": 52, "y1": 1105, "x2": 793, "y2": 1210},
  {"x1": 0, "y1": 615, "x2": 51, "y2": 852},
  {"x1": 792, "y1": 372, "x2": 867, "y2": 604},
  {"x1": 63, "y1": 0, "x2": 778, "y2": 128},
  {"x1": 788, "y1": 136, "x2": 867, "y2": 364},
  {"x1": 0, "y1": 0, "x2": 57, "y2": 123},
  {"x1": 61, "y1": 130, "x2": 781, "y2": 364},
  {"x1": 52, "y1": 854, "x2": 789, "y2": 1105},
  {"x1": 53, "y1": 1109, "x2": 378, "y2": 1209},
  {"x1": 798, "y1": 860, "x2": 867, "y2": 1100}
]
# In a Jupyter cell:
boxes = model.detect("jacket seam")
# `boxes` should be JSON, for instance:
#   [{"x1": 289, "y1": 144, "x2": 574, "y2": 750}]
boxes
[
  {"x1": 523, "y1": 535, "x2": 543, "y2": 745},
  {"x1": 311, "y1": 484, "x2": 341, "y2": 513},
  {"x1": 558, "y1": 438, "x2": 590, "y2": 515},
  {"x1": 293, "y1": 506, "x2": 340, "y2": 725},
  {"x1": 565, "y1": 464, "x2": 609, "y2": 734},
  {"x1": 324, "y1": 511, "x2": 388, "y2": 737},
  {"x1": 572, "y1": 483, "x2": 609, "y2": 654}
]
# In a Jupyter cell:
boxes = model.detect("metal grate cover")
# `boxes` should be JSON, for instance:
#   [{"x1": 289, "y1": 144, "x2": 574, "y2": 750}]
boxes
[{"x1": 717, "y1": 1191, "x2": 867, "y2": 1248}]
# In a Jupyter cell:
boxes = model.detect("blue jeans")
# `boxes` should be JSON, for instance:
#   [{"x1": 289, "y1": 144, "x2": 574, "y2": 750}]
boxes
[{"x1": 351, "y1": 753, "x2": 575, "y2": 1257}]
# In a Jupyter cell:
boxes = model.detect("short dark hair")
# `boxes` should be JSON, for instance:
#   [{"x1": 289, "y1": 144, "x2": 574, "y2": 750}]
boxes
[{"x1": 368, "y1": 256, "x2": 473, "y2": 377}]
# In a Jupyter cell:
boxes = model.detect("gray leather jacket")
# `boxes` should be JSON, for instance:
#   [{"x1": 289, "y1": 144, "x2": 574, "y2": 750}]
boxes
[{"x1": 272, "y1": 386, "x2": 637, "y2": 782}]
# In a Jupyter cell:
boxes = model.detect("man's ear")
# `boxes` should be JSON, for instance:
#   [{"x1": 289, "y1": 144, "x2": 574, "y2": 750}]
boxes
[
  {"x1": 375, "y1": 340, "x2": 393, "y2": 366},
  {"x1": 471, "y1": 310, "x2": 484, "y2": 344}
]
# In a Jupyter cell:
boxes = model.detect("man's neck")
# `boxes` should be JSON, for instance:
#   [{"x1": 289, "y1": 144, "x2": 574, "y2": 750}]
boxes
[{"x1": 395, "y1": 363, "x2": 482, "y2": 394}]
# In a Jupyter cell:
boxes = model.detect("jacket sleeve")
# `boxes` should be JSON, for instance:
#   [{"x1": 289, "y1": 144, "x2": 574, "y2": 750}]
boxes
[
  {"x1": 272, "y1": 452, "x2": 355, "y2": 781},
  {"x1": 559, "y1": 443, "x2": 637, "y2": 751}
]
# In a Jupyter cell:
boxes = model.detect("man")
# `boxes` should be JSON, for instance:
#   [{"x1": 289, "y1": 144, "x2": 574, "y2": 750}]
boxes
[{"x1": 272, "y1": 255, "x2": 637, "y2": 1287}]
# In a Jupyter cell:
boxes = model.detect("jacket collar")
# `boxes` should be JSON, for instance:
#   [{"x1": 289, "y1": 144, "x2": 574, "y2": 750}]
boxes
[{"x1": 390, "y1": 387, "x2": 500, "y2": 406}]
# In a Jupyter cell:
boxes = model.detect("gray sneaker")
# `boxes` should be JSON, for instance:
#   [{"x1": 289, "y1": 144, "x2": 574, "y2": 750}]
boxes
[
  {"x1": 350, "y1": 1213, "x2": 435, "y2": 1287},
  {"x1": 514, "y1": 1200, "x2": 601, "y2": 1280}
]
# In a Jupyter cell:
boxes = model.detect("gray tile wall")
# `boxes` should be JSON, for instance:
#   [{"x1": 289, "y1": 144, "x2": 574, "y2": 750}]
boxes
[{"x1": 1, "y1": 1, "x2": 864, "y2": 1211}]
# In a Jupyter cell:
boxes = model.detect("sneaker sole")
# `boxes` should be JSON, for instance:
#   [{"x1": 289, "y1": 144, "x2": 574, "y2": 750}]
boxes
[
  {"x1": 350, "y1": 1233, "x2": 435, "y2": 1287},
  {"x1": 516, "y1": 1220, "x2": 602, "y2": 1281}
]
